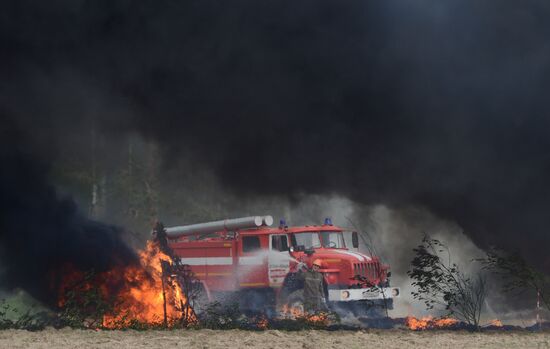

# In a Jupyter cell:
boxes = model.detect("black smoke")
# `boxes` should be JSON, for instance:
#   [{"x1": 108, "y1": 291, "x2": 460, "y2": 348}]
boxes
[
  {"x1": 0, "y1": 116, "x2": 137, "y2": 304},
  {"x1": 2, "y1": 0, "x2": 550, "y2": 285}
]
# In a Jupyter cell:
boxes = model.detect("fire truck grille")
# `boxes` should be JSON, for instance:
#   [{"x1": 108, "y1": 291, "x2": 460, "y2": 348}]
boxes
[{"x1": 354, "y1": 262, "x2": 379, "y2": 279}]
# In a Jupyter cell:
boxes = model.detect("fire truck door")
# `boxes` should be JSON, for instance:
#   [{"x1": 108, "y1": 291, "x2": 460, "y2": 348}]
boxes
[
  {"x1": 238, "y1": 235, "x2": 267, "y2": 287},
  {"x1": 268, "y1": 234, "x2": 290, "y2": 288}
]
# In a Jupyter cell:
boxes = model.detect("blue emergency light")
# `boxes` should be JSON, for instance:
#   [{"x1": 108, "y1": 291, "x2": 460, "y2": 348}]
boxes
[{"x1": 324, "y1": 217, "x2": 333, "y2": 225}]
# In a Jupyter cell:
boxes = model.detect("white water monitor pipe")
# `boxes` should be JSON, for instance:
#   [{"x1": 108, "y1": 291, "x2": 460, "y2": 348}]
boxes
[{"x1": 164, "y1": 215, "x2": 273, "y2": 238}]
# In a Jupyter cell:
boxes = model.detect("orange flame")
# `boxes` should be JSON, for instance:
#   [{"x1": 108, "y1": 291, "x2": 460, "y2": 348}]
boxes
[
  {"x1": 280, "y1": 304, "x2": 305, "y2": 319},
  {"x1": 488, "y1": 319, "x2": 503, "y2": 327},
  {"x1": 405, "y1": 316, "x2": 458, "y2": 330},
  {"x1": 280, "y1": 304, "x2": 329, "y2": 325},
  {"x1": 58, "y1": 241, "x2": 197, "y2": 328},
  {"x1": 256, "y1": 317, "x2": 269, "y2": 329}
]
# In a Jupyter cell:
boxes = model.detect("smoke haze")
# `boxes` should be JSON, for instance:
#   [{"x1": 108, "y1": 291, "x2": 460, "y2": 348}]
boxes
[{"x1": 2, "y1": 0, "x2": 550, "y2": 303}]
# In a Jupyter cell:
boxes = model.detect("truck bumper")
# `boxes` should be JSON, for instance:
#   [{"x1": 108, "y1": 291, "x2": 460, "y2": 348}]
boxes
[{"x1": 328, "y1": 287, "x2": 400, "y2": 302}]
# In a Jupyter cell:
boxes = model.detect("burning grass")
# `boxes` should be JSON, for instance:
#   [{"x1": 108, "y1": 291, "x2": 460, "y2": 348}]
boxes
[
  {"x1": 56, "y1": 241, "x2": 196, "y2": 329},
  {"x1": 405, "y1": 316, "x2": 459, "y2": 330},
  {"x1": 0, "y1": 240, "x2": 536, "y2": 333},
  {"x1": 100, "y1": 241, "x2": 196, "y2": 328},
  {"x1": 278, "y1": 305, "x2": 334, "y2": 328},
  {"x1": 194, "y1": 301, "x2": 337, "y2": 331},
  {"x1": 52, "y1": 239, "x2": 339, "y2": 331},
  {"x1": 0, "y1": 296, "x2": 542, "y2": 333}
]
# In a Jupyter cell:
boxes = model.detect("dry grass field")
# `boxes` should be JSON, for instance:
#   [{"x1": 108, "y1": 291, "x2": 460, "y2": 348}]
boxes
[{"x1": 1, "y1": 328, "x2": 550, "y2": 349}]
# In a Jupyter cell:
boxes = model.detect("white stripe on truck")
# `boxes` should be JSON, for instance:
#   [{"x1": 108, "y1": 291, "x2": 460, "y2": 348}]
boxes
[
  {"x1": 238, "y1": 256, "x2": 264, "y2": 265},
  {"x1": 179, "y1": 256, "x2": 265, "y2": 266},
  {"x1": 180, "y1": 257, "x2": 233, "y2": 265}
]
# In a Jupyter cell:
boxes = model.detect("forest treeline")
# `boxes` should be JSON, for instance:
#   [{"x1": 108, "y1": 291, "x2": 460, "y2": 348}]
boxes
[{"x1": 50, "y1": 131, "x2": 285, "y2": 247}]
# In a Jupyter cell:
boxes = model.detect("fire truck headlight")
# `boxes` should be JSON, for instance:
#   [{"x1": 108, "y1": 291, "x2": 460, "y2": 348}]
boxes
[
  {"x1": 341, "y1": 290, "x2": 350, "y2": 300},
  {"x1": 392, "y1": 288, "x2": 400, "y2": 297}
]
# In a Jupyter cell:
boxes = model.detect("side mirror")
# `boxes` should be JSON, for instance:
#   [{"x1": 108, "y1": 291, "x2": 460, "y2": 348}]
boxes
[{"x1": 352, "y1": 231, "x2": 359, "y2": 248}]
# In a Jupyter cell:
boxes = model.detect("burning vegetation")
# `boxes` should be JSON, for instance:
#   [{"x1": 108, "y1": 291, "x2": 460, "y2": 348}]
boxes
[
  {"x1": 53, "y1": 235, "x2": 333, "y2": 331},
  {"x1": 405, "y1": 316, "x2": 459, "y2": 331},
  {"x1": 279, "y1": 304, "x2": 331, "y2": 326},
  {"x1": 57, "y1": 241, "x2": 197, "y2": 329},
  {"x1": 408, "y1": 235, "x2": 487, "y2": 328},
  {"x1": 21, "y1": 230, "x2": 542, "y2": 332},
  {"x1": 0, "y1": 226, "x2": 543, "y2": 332},
  {"x1": 101, "y1": 241, "x2": 197, "y2": 328}
]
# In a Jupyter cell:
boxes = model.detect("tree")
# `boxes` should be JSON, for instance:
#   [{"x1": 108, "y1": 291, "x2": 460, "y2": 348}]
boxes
[
  {"x1": 481, "y1": 248, "x2": 550, "y2": 312},
  {"x1": 408, "y1": 235, "x2": 487, "y2": 328}
]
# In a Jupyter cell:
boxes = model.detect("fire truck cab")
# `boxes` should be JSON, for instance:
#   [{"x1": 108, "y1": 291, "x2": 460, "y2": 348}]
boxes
[{"x1": 162, "y1": 215, "x2": 399, "y2": 316}]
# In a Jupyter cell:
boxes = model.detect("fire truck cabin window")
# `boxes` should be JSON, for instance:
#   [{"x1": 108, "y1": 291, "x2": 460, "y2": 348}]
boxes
[
  {"x1": 242, "y1": 236, "x2": 261, "y2": 253},
  {"x1": 292, "y1": 232, "x2": 321, "y2": 249},
  {"x1": 320, "y1": 231, "x2": 345, "y2": 248},
  {"x1": 271, "y1": 235, "x2": 289, "y2": 252}
]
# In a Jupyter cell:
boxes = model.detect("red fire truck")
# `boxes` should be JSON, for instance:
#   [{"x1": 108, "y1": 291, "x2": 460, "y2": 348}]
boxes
[{"x1": 160, "y1": 215, "x2": 399, "y2": 316}]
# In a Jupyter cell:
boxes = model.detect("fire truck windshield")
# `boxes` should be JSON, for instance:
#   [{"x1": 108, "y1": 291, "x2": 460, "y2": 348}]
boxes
[
  {"x1": 292, "y1": 231, "x2": 345, "y2": 249},
  {"x1": 320, "y1": 231, "x2": 345, "y2": 248}
]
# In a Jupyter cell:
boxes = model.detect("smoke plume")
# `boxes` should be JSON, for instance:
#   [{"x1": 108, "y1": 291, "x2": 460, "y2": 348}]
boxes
[
  {"x1": 0, "y1": 116, "x2": 137, "y2": 304},
  {"x1": 2, "y1": 0, "x2": 550, "y2": 302}
]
